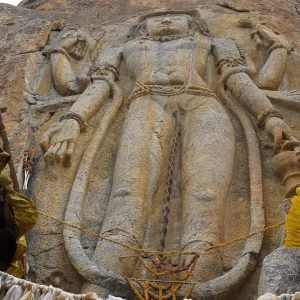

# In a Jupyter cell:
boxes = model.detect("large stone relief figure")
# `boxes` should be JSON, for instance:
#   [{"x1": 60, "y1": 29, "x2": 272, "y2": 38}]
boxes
[{"x1": 25, "y1": 8, "x2": 300, "y2": 300}]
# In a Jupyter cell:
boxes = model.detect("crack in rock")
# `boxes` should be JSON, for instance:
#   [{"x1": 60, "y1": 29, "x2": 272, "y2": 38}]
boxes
[{"x1": 217, "y1": 0, "x2": 251, "y2": 12}]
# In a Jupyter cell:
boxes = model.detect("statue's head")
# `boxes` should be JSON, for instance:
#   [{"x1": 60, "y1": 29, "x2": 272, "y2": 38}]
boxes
[
  {"x1": 127, "y1": 10, "x2": 211, "y2": 40},
  {"x1": 145, "y1": 15, "x2": 190, "y2": 37}
]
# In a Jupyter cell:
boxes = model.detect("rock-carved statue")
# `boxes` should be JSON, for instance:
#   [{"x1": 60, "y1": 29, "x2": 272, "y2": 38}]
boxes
[
  {"x1": 45, "y1": 29, "x2": 95, "y2": 97},
  {"x1": 25, "y1": 28, "x2": 100, "y2": 116},
  {"x1": 36, "y1": 10, "x2": 300, "y2": 299}
]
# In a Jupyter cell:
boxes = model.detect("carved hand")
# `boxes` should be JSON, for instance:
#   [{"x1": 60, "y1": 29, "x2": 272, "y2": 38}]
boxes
[
  {"x1": 60, "y1": 30, "x2": 89, "y2": 54},
  {"x1": 252, "y1": 24, "x2": 290, "y2": 50},
  {"x1": 40, "y1": 119, "x2": 80, "y2": 167},
  {"x1": 265, "y1": 117, "x2": 300, "y2": 151},
  {"x1": 60, "y1": 36, "x2": 78, "y2": 52}
]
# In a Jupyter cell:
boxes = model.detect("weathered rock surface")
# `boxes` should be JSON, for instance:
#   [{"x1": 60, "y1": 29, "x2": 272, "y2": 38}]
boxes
[
  {"x1": 258, "y1": 247, "x2": 300, "y2": 295},
  {"x1": 0, "y1": 0, "x2": 297, "y2": 169}
]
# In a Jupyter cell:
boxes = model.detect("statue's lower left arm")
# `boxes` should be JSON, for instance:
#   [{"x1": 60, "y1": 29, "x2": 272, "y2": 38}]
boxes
[
  {"x1": 214, "y1": 37, "x2": 297, "y2": 151},
  {"x1": 40, "y1": 45, "x2": 123, "y2": 167}
]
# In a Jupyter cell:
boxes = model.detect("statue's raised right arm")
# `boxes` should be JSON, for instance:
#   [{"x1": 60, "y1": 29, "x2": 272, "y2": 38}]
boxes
[{"x1": 40, "y1": 45, "x2": 122, "y2": 167}]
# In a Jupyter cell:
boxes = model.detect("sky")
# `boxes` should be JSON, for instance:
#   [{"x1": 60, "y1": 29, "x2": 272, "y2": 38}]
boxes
[{"x1": 0, "y1": 0, "x2": 22, "y2": 5}]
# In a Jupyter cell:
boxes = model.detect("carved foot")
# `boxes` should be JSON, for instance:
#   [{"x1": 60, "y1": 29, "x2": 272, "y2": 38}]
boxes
[
  {"x1": 181, "y1": 240, "x2": 223, "y2": 282},
  {"x1": 88, "y1": 231, "x2": 141, "y2": 298},
  {"x1": 78, "y1": 270, "x2": 130, "y2": 298}
]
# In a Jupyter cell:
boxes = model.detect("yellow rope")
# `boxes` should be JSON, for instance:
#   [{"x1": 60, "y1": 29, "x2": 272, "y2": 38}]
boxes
[
  {"x1": 126, "y1": 278, "x2": 196, "y2": 299},
  {"x1": 204, "y1": 221, "x2": 286, "y2": 252},
  {"x1": 127, "y1": 278, "x2": 197, "y2": 284},
  {"x1": 38, "y1": 211, "x2": 142, "y2": 254},
  {"x1": 39, "y1": 210, "x2": 285, "y2": 299},
  {"x1": 38, "y1": 211, "x2": 285, "y2": 256}
]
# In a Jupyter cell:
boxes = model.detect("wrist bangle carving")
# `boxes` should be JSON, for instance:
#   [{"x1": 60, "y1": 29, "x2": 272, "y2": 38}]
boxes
[
  {"x1": 268, "y1": 42, "x2": 291, "y2": 54},
  {"x1": 257, "y1": 109, "x2": 284, "y2": 128},
  {"x1": 60, "y1": 112, "x2": 88, "y2": 133},
  {"x1": 91, "y1": 63, "x2": 119, "y2": 80},
  {"x1": 217, "y1": 56, "x2": 250, "y2": 86},
  {"x1": 43, "y1": 48, "x2": 70, "y2": 60},
  {"x1": 217, "y1": 57, "x2": 246, "y2": 74}
]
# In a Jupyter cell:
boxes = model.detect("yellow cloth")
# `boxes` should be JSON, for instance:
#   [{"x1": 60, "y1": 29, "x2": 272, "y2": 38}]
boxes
[
  {"x1": 285, "y1": 187, "x2": 300, "y2": 248},
  {"x1": 6, "y1": 236, "x2": 27, "y2": 278},
  {"x1": 0, "y1": 148, "x2": 38, "y2": 277}
]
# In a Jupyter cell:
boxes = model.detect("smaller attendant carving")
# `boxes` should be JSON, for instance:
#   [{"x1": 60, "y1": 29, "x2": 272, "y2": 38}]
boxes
[
  {"x1": 252, "y1": 23, "x2": 292, "y2": 90},
  {"x1": 25, "y1": 28, "x2": 100, "y2": 115},
  {"x1": 243, "y1": 22, "x2": 300, "y2": 196},
  {"x1": 252, "y1": 22, "x2": 300, "y2": 297},
  {"x1": 44, "y1": 29, "x2": 96, "y2": 96},
  {"x1": 240, "y1": 20, "x2": 292, "y2": 91},
  {"x1": 238, "y1": 22, "x2": 300, "y2": 112}
]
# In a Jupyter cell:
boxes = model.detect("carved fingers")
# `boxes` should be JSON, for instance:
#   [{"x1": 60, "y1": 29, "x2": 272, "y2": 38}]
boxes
[
  {"x1": 274, "y1": 131, "x2": 300, "y2": 153},
  {"x1": 40, "y1": 123, "x2": 62, "y2": 152},
  {"x1": 61, "y1": 37, "x2": 78, "y2": 51},
  {"x1": 254, "y1": 24, "x2": 279, "y2": 43},
  {"x1": 264, "y1": 116, "x2": 300, "y2": 152},
  {"x1": 44, "y1": 140, "x2": 75, "y2": 167},
  {"x1": 60, "y1": 30, "x2": 90, "y2": 56},
  {"x1": 281, "y1": 136, "x2": 300, "y2": 151},
  {"x1": 272, "y1": 127, "x2": 291, "y2": 152},
  {"x1": 40, "y1": 119, "x2": 80, "y2": 167},
  {"x1": 61, "y1": 30, "x2": 78, "y2": 50},
  {"x1": 252, "y1": 24, "x2": 291, "y2": 50}
]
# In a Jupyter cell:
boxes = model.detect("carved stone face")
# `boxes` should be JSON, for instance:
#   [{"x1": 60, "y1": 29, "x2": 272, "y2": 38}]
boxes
[{"x1": 145, "y1": 15, "x2": 189, "y2": 36}]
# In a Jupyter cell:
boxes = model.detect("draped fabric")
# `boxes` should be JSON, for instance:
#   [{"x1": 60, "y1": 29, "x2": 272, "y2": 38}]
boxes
[
  {"x1": 0, "y1": 147, "x2": 38, "y2": 278},
  {"x1": 0, "y1": 148, "x2": 38, "y2": 238},
  {"x1": 0, "y1": 271, "x2": 103, "y2": 300},
  {"x1": 257, "y1": 292, "x2": 300, "y2": 300}
]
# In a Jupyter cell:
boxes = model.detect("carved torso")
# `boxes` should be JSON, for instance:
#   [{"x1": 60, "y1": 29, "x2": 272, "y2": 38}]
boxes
[{"x1": 123, "y1": 35, "x2": 211, "y2": 87}]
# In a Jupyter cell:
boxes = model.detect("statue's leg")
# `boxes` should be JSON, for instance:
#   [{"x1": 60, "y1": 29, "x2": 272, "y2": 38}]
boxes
[
  {"x1": 92, "y1": 96, "x2": 173, "y2": 279},
  {"x1": 180, "y1": 96, "x2": 235, "y2": 281}
]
